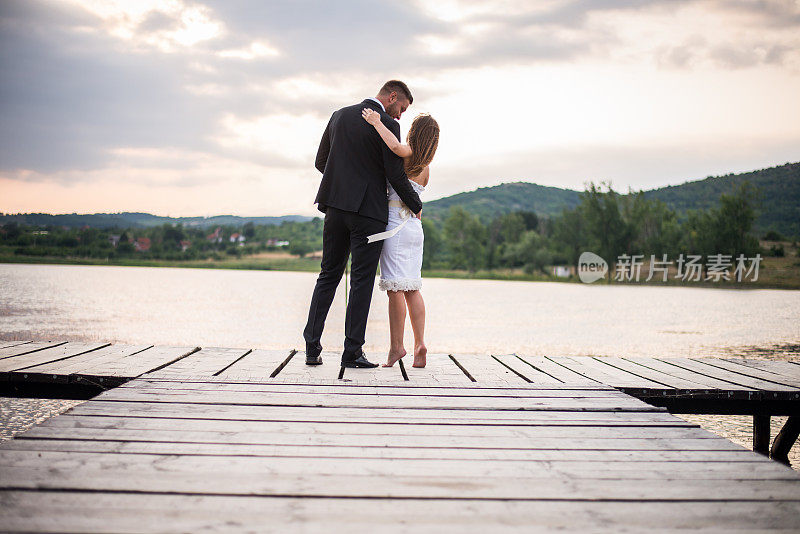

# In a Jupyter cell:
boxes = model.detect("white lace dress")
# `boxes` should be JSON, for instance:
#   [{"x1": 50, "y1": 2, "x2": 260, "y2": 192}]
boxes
[{"x1": 379, "y1": 181, "x2": 425, "y2": 291}]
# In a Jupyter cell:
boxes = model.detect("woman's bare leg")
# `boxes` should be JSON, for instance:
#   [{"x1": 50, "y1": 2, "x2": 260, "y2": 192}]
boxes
[
  {"x1": 384, "y1": 290, "x2": 407, "y2": 367},
  {"x1": 403, "y1": 290, "x2": 427, "y2": 368}
]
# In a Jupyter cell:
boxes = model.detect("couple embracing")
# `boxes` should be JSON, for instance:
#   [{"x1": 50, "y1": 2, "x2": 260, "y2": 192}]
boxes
[{"x1": 302, "y1": 80, "x2": 440, "y2": 369}]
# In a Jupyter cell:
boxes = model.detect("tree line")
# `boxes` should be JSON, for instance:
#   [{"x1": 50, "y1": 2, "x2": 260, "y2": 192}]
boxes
[
  {"x1": 421, "y1": 181, "x2": 774, "y2": 274},
  {"x1": 0, "y1": 219, "x2": 323, "y2": 261},
  {"x1": 2, "y1": 181, "x2": 790, "y2": 273}
]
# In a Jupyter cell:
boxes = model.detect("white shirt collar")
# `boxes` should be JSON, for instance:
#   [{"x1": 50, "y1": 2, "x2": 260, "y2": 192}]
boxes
[{"x1": 366, "y1": 97, "x2": 385, "y2": 112}]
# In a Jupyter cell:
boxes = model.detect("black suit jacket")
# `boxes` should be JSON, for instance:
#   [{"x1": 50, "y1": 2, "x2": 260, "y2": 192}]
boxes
[{"x1": 314, "y1": 99, "x2": 422, "y2": 224}]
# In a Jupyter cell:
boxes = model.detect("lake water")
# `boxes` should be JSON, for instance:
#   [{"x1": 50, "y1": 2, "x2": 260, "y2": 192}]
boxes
[{"x1": 1, "y1": 263, "x2": 798, "y2": 357}]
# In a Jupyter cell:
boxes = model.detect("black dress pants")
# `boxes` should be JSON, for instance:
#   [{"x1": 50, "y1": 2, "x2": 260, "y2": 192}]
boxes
[{"x1": 303, "y1": 207, "x2": 386, "y2": 363}]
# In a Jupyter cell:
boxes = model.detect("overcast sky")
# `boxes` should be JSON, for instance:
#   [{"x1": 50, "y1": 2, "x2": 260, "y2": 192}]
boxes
[{"x1": 1, "y1": 0, "x2": 799, "y2": 217}]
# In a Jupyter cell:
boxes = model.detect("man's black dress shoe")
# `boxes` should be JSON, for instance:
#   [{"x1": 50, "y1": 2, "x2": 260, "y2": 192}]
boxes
[
  {"x1": 341, "y1": 354, "x2": 379, "y2": 368},
  {"x1": 306, "y1": 353, "x2": 323, "y2": 365}
]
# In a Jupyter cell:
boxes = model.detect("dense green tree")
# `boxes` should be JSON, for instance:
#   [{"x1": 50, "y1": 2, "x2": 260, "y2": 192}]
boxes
[
  {"x1": 581, "y1": 182, "x2": 633, "y2": 265},
  {"x1": 421, "y1": 218, "x2": 443, "y2": 269},
  {"x1": 162, "y1": 224, "x2": 186, "y2": 249},
  {"x1": 502, "y1": 230, "x2": 552, "y2": 273},
  {"x1": 518, "y1": 211, "x2": 539, "y2": 231},
  {"x1": 681, "y1": 209, "x2": 718, "y2": 258},
  {"x1": 2, "y1": 222, "x2": 21, "y2": 240},
  {"x1": 243, "y1": 221, "x2": 256, "y2": 239},
  {"x1": 289, "y1": 241, "x2": 314, "y2": 258},
  {"x1": 624, "y1": 193, "x2": 681, "y2": 257},
  {"x1": 487, "y1": 212, "x2": 525, "y2": 268},
  {"x1": 714, "y1": 182, "x2": 760, "y2": 257},
  {"x1": 443, "y1": 206, "x2": 487, "y2": 272},
  {"x1": 550, "y1": 206, "x2": 587, "y2": 265}
]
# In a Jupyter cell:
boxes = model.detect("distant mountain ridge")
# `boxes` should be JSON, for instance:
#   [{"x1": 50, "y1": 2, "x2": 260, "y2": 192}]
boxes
[
  {"x1": 424, "y1": 182, "x2": 581, "y2": 221},
  {"x1": 642, "y1": 162, "x2": 799, "y2": 237},
  {"x1": 3, "y1": 162, "x2": 797, "y2": 237},
  {"x1": 425, "y1": 161, "x2": 799, "y2": 237}
]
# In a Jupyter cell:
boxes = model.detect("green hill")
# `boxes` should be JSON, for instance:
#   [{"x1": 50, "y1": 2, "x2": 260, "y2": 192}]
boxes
[
  {"x1": 425, "y1": 182, "x2": 581, "y2": 222},
  {"x1": 424, "y1": 161, "x2": 799, "y2": 237},
  {"x1": 642, "y1": 162, "x2": 799, "y2": 238}
]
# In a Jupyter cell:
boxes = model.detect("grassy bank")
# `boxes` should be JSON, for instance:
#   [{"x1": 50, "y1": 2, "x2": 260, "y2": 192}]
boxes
[
  {"x1": 0, "y1": 253, "x2": 321, "y2": 272},
  {"x1": 2, "y1": 252, "x2": 799, "y2": 289}
]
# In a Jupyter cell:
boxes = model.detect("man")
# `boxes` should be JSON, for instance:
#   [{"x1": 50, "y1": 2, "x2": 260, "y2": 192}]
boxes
[{"x1": 303, "y1": 80, "x2": 423, "y2": 368}]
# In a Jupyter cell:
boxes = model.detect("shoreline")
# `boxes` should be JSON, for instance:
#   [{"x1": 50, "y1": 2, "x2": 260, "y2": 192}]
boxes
[{"x1": 1, "y1": 254, "x2": 799, "y2": 290}]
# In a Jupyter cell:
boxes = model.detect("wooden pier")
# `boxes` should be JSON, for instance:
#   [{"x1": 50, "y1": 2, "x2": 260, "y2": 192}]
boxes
[{"x1": 1, "y1": 340, "x2": 799, "y2": 532}]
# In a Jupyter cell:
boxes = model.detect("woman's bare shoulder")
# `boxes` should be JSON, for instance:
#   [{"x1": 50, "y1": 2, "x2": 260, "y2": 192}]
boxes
[{"x1": 409, "y1": 165, "x2": 430, "y2": 187}]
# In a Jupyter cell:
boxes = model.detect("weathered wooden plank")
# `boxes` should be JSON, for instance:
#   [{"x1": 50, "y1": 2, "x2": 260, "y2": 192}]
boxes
[
  {"x1": 402, "y1": 353, "x2": 474, "y2": 386},
  {"x1": 620, "y1": 357, "x2": 756, "y2": 391},
  {"x1": 0, "y1": 342, "x2": 110, "y2": 374},
  {"x1": 2, "y1": 465, "x2": 797, "y2": 500},
  {"x1": 65, "y1": 401, "x2": 686, "y2": 424},
  {"x1": 18, "y1": 344, "x2": 152, "y2": 375},
  {"x1": 592, "y1": 357, "x2": 713, "y2": 390},
  {"x1": 548, "y1": 356, "x2": 668, "y2": 389},
  {"x1": 514, "y1": 355, "x2": 599, "y2": 384},
  {"x1": 34, "y1": 415, "x2": 713, "y2": 440},
  {"x1": 272, "y1": 350, "x2": 409, "y2": 385},
  {"x1": 281, "y1": 350, "x2": 392, "y2": 384},
  {"x1": 722, "y1": 358, "x2": 800, "y2": 381},
  {"x1": 14, "y1": 426, "x2": 745, "y2": 450},
  {"x1": 0, "y1": 438, "x2": 758, "y2": 462},
  {"x1": 0, "y1": 340, "x2": 31, "y2": 350},
  {"x1": 694, "y1": 358, "x2": 800, "y2": 389},
  {"x1": 1, "y1": 450, "x2": 795, "y2": 480},
  {"x1": 668, "y1": 358, "x2": 800, "y2": 391},
  {"x1": 73, "y1": 345, "x2": 199, "y2": 378},
  {"x1": 215, "y1": 348, "x2": 293, "y2": 379},
  {"x1": 3, "y1": 492, "x2": 799, "y2": 533},
  {"x1": 147, "y1": 347, "x2": 251, "y2": 378},
  {"x1": 118, "y1": 380, "x2": 631, "y2": 398},
  {"x1": 492, "y1": 355, "x2": 564, "y2": 384},
  {"x1": 92, "y1": 389, "x2": 660, "y2": 411},
  {"x1": 0, "y1": 341, "x2": 66, "y2": 359},
  {"x1": 448, "y1": 354, "x2": 531, "y2": 385},
  {"x1": 131, "y1": 375, "x2": 611, "y2": 390}
]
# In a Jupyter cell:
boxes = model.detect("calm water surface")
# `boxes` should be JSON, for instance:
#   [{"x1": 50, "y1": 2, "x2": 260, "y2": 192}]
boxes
[{"x1": 1, "y1": 263, "x2": 798, "y2": 357}]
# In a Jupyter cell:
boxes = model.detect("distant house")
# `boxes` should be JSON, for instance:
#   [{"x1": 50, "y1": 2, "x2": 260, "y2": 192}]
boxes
[
  {"x1": 108, "y1": 234, "x2": 121, "y2": 247},
  {"x1": 206, "y1": 227, "x2": 223, "y2": 244},
  {"x1": 229, "y1": 233, "x2": 245, "y2": 245},
  {"x1": 552, "y1": 265, "x2": 573, "y2": 278},
  {"x1": 180, "y1": 240, "x2": 191, "y2": 252},
  {"x1": 134, "y1": 237, "x2": 151, "y2": 252}
]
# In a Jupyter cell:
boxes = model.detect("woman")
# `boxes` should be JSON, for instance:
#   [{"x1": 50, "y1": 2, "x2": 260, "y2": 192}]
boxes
[{"x1": 362, "y1": 109, "x2": 440, "y2": 368}]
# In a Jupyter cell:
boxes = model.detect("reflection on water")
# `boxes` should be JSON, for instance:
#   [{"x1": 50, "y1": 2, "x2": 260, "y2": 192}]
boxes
[{"x1": 1, "y1": 263, "x2": 798, "y2": 357}]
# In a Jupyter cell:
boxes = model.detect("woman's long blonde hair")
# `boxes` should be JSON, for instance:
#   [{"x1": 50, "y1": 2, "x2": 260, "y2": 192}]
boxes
[{"x1": 404, "y1": 114, "x2": 439, "y2": 178}]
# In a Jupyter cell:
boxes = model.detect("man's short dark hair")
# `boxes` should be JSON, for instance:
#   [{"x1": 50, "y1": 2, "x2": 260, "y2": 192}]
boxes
[{"x1": 379, "y1": 80, "x2": 413, "y2": 104}]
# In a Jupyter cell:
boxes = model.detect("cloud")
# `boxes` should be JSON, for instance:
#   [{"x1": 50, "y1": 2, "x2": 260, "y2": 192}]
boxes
[
  {"x1": 1, "y1": 0, "x2": 799, "y2": 216},
  {"x1": 429, "y1": 136, "x2": 800, "y2": 198}
]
